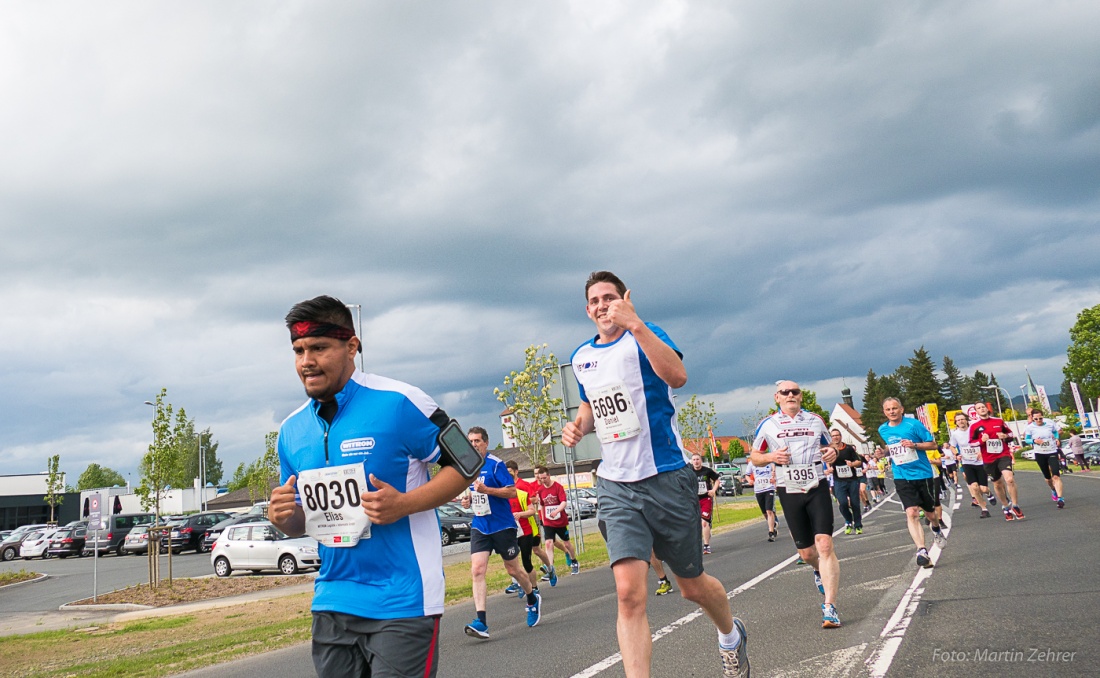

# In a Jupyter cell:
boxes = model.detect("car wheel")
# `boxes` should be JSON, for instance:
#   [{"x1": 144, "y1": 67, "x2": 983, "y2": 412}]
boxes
[
  {"x1": 214, "y1": 556, "x2": 232, "y2": 577},
  {"x1": 279, "y1": 554, "x2": 299, "y2": 575},
  {"x1": 441, "y1": 529, "x2": 453, "y2": 547},
  {"x1": 2, "y1": 547, "x2": 14, "y2": 562},
  {"x1": 116, "y1": 544, "x2": 125, "y2": 557},
  {"x1": 198, "y1": 542, "x2": 208, "y2": 554}
]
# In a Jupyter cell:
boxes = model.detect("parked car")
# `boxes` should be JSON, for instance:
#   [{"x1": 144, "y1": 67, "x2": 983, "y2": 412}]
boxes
[
  {"x1": 566, "y1": 488, "x2": 599, "y2": 513},
  {"x1": 161, "y1": 511, "x2": 234, "y2": 554},
  {"x1": 19, "y1": 528, "x2": 59, "y2": 559},
  {"x1": 1, "y1": 524, "x2": 50, "y2": 561},
  {"x1": 202, "y1": 514, "x2": 269, "y2": 552},
  {"x1": 562, "y1": 492, "x2": 597, "y2": 520},
  {"x1": 47, "y1": 526, "x2": 87, "y2": 558},
  {"x1": 83, "y1": 513, "x2": 156, "y2": 557},
  {"x1": 0, "y1": 531, "x2": 10, "y2": 542},
  {"x1": 120, "y1": 525, "x2": 153, "y2": 555},
  {"x1": 437, "y1": 504, "x2": 472, "y2": 546},
  {"x1": 245, "y1": 502, "x2": 269, "y2": 517},
  {"x1": 210, "y1": 521, "x2": 319, "y2": 577},
  {"x1": 717, "y1": 475, "x2": 743, "y2": 496}
]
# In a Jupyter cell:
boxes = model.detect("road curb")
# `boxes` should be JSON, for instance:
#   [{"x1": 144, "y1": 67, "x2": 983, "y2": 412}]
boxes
[
  {"x1": 59, "y1": 602, "x2": 153, "y2": 612},
  {"x1": 0, "y1": 572, "x2": 48, "y2": 590}
]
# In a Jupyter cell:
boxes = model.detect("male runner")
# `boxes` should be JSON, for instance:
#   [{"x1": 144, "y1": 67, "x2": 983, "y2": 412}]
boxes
[
  {"x1": 949, "y1": 413, "x2": 992, "y2": 517},
  {"x1": 940, "y1": 444, "x2": 957, "y2": 487},
  {"x1": 269, "y1": 295, "x2": 469, "y2": 677},
  {"x1": 746, "y1": 461, "x2": 778, "y2": 541},
  {"x1": 561, "y1": 271, "x2": 748, "y2": 678},
  {"x1": 533, "y1": 466, "x2": 580, "y2": 577},
  {"x1": 691, "y1": 454, "x2": 721, "y2": 554},
  {"x1": 504, "y1": 460, "x2": 554, "y2": 594},
  {"x1": 461, "y1": 427, "x2": 542, "y2": 638},
  {"x1": 1024, "y1": 412, "x2": 1066, "y2": 508},
  {"x1": 828, "y1": 430, "x2": 863, "y2": 535},
  {"x1": 875, "y1": 398, "x2": 944, "y2": 569},
  {"x1": 969, "y1": 402, "x2": 1023, "y2": 520},
  {"x1": 651, "y1": 552, "x2": 674, "y2": 596},
  {"x1": 751, "y1": 381, "x2": 842, "y2": 629}
]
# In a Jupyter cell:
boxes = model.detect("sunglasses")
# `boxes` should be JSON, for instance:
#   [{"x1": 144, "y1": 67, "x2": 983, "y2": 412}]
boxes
[{"x1": 777, "y1": 389, "x2": 802, "y2": 396}]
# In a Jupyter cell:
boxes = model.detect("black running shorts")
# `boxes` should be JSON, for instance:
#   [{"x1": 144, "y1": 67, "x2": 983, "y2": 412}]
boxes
[
  {"x1": 894, "y1": 477, "x2": 936, "y2": 513},
  {"x1": 755, "y1": 490, "x2": 775, "y2": 515},
  {"x1": 470, "y1": 528, "x2": 520, "y2": 560},
  {"x1": 984, "y1": 456, "x2": 1013, "y2": 483},
  {"x1": 962, "y1": 464, "x2": 988, "y2": 487},
  {"x1": 1035, "y1": 452, "x2": 1061, "y2": 479},
  {"x1": 776, "y1": 482, "x2": 834, "y2": 550}
]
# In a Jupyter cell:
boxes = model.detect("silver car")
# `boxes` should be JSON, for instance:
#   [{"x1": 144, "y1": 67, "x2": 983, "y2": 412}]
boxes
[{"x1": 210, "y1": 521, "x2": 319, "y2": 577}]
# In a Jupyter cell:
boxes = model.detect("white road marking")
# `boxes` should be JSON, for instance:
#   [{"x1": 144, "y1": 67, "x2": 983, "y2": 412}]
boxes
[
  {"x1": 570, "y1": 493, "x2": 897, "y2": 677},
  {"x1": 863, "y1": 481, "x2": 956, "y2": 677}
]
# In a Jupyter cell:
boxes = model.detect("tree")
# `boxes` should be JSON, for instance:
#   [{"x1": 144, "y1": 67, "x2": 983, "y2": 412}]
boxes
[
  {"x1": 727, "y1": 439, "x2": 746, "y2": 459},
  {"x1": 136, "y1": 388, "x2": 176, "y2": 521},
  {"x1": 175, "y1": 426, "x2": 224, "y2": 489},
  {"x1": 44, "y1": 455, "x2": 64, "y2": 523},
  {"x1": 494, "y1": 344, "x2": 562, "y2": 468},
  {"x1": 940, "y1": 356, "x2": 963, "y2": 410},
  {"x1": 76, "y1": 464, "x2": 126, "y2": 490},
  {"x1": 860, "y1": 369, "x2": 885, "y2": 442},
  {"x1": 248, "y1": 432, "x2": 280, "y2": 504},
  {"x1": 1064, "y1": 303, "x2": 1100, "y2": 403},
  {"x1": 676, "y1": 395, "x2": 722, "y2": 461},
  {"x1": 899, "y1": 347, "x2": 942, "y2": 410},
  {"x1": 227, "y1": 462, "x2": 249, "y2": 492}
]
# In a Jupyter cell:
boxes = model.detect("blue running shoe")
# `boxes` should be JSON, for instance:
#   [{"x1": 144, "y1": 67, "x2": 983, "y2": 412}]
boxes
[
  {"x1": 813, "y1": 570, "x2": 824, "y2": 595},
  {"x1": 504, "y1": 582, "x2": 521, "y2": 595},
  {"x1": 526, "y1": 591, "x2": 542, "y2": 627},
  {"x1": 464, "y1": 619, "x2": 489, "y2": 639},
  {"x1": 549, "y1": 566, "x2": 558, "y2": 587},
  {"x1": 822, "y1": 603, "x2": 841, "y2": 628}
]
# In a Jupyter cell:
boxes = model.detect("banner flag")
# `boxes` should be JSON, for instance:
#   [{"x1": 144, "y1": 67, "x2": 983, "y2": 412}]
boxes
[{"x1": 1070, "y1": 382, "x2": 1088, "y2": 426}]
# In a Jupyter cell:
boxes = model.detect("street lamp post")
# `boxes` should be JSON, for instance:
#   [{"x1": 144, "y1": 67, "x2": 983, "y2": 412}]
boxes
[{"x1": 980, "y1": 385, "x2": 1014, "y2": 418}]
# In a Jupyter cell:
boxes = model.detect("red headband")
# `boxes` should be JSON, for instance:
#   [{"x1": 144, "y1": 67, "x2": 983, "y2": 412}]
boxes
[{"x1": 290, "y1": 321, "x2": 358, "y2": 350}]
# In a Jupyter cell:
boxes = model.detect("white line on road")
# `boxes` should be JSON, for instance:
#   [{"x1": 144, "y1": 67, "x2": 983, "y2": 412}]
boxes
[
  {"x1": 863, "y1": 484, "x2": 958, "y2": 677},
  {"x1": 570, "y1": 491, "x2": 898, "y2": 677}
]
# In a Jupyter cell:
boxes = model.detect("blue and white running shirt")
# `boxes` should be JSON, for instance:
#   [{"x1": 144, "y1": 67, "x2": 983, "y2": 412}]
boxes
[
  {"x1": 878, "y1": 418, "x2": 934, "y2": 481},
  {"x1": 469, "y1": 454, "x2": 517, "y2": 535},
  {"x1": 571, "y1": 322, "x2": 688, "y2": 482},
  {"x1": 278, "y1": 371, "x2": 446, "y2": 620}
]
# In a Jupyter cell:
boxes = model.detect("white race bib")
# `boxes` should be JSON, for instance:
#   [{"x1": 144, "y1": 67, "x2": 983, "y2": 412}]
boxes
[
  {"x1": 697, "y1": 479, "x2": 708, "y2": 494},
  {"x1": 1034, "y1": 440, "x2": 1055, "y2": 454},
  {"x1": 855, "y1": 466, "x2": 864, "y2": 477},
  {"x1": 779, "y1": 464, "x2": 821, "y2": 493},
  {"x1": 590, "y1": 383, "x2": 643, "y2": 444},
  {"x1": 961, "y1": 446, "x2": 982, "y2": 464},
  {"x1": 754, "y1": 475, "x2": 775, "y2": 491},
  {"x1": 835, "y1": 465, "x2": 853, "y2": 479},
  {"x1": 865, "y1": 466, "x2": 877, "y2": 478},
  {"x1": 470, "y1": 491, "x2": 490, "y2": 517},
  {"x1": 298, "y1": 464, "x2": 370, "y2": 548},
  {"x1": 887, "y1": 443, "x2": 919, "y2": 466},
  {"x1": 544, "y1": 503, "x2": 562, "y2": 521},
  {"x1": 985, "y1": 438, "x2": 1004, "y2": 454}
]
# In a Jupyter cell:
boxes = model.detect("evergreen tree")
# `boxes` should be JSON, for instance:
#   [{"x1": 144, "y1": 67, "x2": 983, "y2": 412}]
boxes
[
  {"x1": 860, "y1": 368, "x2": 884, "y2": 441},
  {"x1": 901, "y1": 347, "x2": 942, "y2": 409},
  {"x1": 940, "y1": 356, "x2": 963, "y2": 410}
]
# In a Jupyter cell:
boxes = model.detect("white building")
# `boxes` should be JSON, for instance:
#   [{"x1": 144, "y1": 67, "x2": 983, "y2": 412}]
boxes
[{"x1": 830, "y1": 387, "x2": 874, "y2": 456}]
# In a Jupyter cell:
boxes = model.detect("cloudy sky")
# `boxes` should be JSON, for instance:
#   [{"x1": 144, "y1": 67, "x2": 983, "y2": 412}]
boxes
[{"x1": 2, "y1": 1, "x2": 1097, "y2": 484}]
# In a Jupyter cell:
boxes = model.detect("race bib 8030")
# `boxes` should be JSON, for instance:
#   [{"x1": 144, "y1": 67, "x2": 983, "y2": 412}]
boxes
[{"x1": 298, "y1": 464, "x2": 370, "y2": 547}]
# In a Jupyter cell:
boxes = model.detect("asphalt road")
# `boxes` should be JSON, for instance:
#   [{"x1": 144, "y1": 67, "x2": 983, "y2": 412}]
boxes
[{"x1": 0, "y1": 548, "x2": 215, "y2": 612}]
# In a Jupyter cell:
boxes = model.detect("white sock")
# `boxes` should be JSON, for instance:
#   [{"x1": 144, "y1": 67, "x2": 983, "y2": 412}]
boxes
[{"x1": 718, "y1": 626, "x2": 742, "y2": 649}]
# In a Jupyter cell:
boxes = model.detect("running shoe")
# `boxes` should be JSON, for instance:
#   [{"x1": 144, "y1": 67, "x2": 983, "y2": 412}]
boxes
[
  {"x1": 1003, "y1": 508, "x2": 1014, "y2": 521},
  {"x1": 703, "y1": 544, "x2": 713, "y2": 555},
  {"x1": 518, "y1": 586, "x2": 528, "y2": 599},
  {"x1": 795, "y1": 556, "x2": 806, "y2": 565},
  {"x1": 1011, "y1": 505, "x2": 1025, "y2": 520},
  {"x1": 768, "y1": 530, "x2": 776, "y2": 542},
  {"x1": 464, "y1": 619, "x2": 489, "y2": 639},
  {"x1": 971, "y1": 500, "x2": 979, "y2": 508},
  {"x1": 570, "y1": 561, "x2": 580, "y2": 575},
  {"x1": 855, "y1": 527, "x2": 863, "y2": 535},
  {"x1": 1057, "y1": 498, "x2": 1065, "y2": 509},
  {"x1": 540, "y1": 573, "x2": 551, "y2": 582},
  {"x1": 655, "y1": 578, "x2": 673, "y2": 596},
  {"x1": 1052, "y1": 490, "x2": 1059, "y2": 502},
  {"x1": 504, "y1": 582, "x2": 521, "y2": 595},
  {"x1": 822, "y1": 603, "x2": 841, "y2": 629},
  {"x1": 549, "y1": 566, "x2": 558, "y2": 587},
  {"x1": 980, "y1": 509, "x2": 991, "y2": 519},
  {"x1": 916, "y1": 549, "x2": 933, "y2": 569},
  {"x1": 719, "y1": 617, "x2": 750, "y2": 678},
  {"x1": 933, "y1": 530, "x2": 946, "y2": 548},
  {"x1": 526, "y1": 591, "x2": 542, "y2": 627},
  {"x1": 844, "y1": 524, "x2": 852, "y2": 535},
  {"x1": 987, "y1": 493, "x2": 997, "y2": 506},
  {"x1": 813, "y1": 570, "x2": 824, "y2": 595}
]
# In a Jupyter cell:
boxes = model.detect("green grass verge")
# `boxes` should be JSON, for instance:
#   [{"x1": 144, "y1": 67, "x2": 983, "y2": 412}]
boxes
[
  {"x1": 0, "y1": 500, "x2": 766, "y2": 676},
  {"x1": 0, "y1": 569, "x2": 38, "y2": 586}
]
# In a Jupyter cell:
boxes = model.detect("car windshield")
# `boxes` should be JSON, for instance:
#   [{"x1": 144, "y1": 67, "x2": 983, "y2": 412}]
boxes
[
  {"x1": 130, "y1": 526, "x2": 149, "y2": 535},
  {"x1": 53, "y1": 529, "x2": 72, "y2": 538}
]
